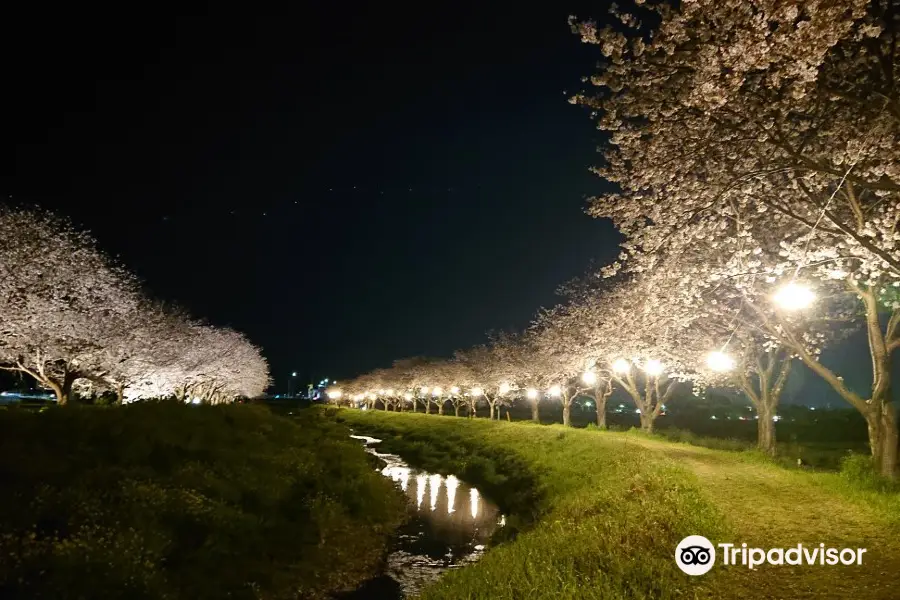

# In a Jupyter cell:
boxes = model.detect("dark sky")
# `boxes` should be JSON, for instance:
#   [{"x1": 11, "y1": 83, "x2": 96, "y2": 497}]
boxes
[{"x1": 4, "y1": 2, "x2": 620, "y2": 391}]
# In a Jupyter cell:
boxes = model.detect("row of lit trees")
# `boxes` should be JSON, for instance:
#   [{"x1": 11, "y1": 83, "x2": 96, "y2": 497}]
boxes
[
  {"x1": 329, "y1": 270, "x2": 809, "y2": 442},
  {"x1": 336, "y1": 1, "x2": 900, "y2": 477},
  {"x1": 0, "y1": 207, "x2": 270, "y2": 404}
]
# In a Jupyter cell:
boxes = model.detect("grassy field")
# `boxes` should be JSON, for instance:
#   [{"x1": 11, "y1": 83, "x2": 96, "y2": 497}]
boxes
[
  {"x1": 0, "y1": 403, "x2": 407, "y2": 600},
  {"x1": 335, "y1": 409, "x2": 900, "y2": 600}
]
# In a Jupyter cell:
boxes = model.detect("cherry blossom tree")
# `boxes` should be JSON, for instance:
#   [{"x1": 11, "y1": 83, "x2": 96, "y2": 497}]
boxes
[
  {"x1": 455, "y1": 334, "x2": 523, "y2": 420},
  {"x1": 0, "y1": 208, "x2": 143, "y2": 404},
  {"x1": 572, "y1": 0, "x2": 900, "y2": 475}
]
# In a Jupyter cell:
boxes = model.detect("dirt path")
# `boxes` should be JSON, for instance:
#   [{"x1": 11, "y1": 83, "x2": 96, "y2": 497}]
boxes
[{"x1": 629, "y1": 438, "x2": 900, "y2": 599}]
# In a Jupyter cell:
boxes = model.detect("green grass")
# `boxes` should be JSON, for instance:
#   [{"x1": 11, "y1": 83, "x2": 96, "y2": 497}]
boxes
[
  {"x1": 335, "y1": 409, "x2": 900, "y2": 600},
  {"x1": 0, "y1": 402, "x2": 407, "y2": 600}
]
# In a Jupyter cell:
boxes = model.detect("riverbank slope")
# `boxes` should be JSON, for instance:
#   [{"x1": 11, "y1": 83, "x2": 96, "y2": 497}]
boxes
[
  {"x1": 336, "y1": 409, "x2": 900, "y2": 600},
  {"x1": 0, "y1": 403, "x2": 406, "y2": 599}
]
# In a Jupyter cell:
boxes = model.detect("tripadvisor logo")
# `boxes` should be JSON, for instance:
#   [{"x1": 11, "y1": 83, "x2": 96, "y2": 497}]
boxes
[
  {"x1": 676, "y1": 535, "x2": 716, "y2": 575},
  {"x1": 675, "y1": 536, "x2": 868, "y2": 575}
]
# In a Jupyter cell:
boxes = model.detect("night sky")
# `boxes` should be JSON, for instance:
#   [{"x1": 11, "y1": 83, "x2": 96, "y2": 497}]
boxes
[{"x1": 5, "y1": 3, "x2": 620, "y2": 391}]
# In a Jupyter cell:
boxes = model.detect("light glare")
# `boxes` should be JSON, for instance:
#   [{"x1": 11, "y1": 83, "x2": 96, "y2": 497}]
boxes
[
  {"x1": 706, "y1": 351, "x2": 735, "y2": 372},
  {"x1": 582, "y1": 370, "x2": 597, "y2": 385},
  {"x1": 526, "y1": 388, "x2": 538, "y2": 399},
  {"x1": 773, "y1": 282, "x2": 815, "y2": 310},
  {"x1": 612, "y1": 359, "x2": 630, "y2": 374},
  {"x1": 644, "y1": 360, "x2": 664, "y2": 376}
]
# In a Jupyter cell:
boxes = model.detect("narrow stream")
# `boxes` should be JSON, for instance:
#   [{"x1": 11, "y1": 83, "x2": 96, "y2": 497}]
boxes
[{"x1": 342, "y1": 434, "x2": 504, "y2": 598}]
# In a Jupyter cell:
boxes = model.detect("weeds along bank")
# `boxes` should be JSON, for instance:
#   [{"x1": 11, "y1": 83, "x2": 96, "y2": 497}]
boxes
[
  {"x1": 0, "y1": 403, "x2": 406, "y2": 600},
  {"x1": 335, "y1": 408, "x2": 729, "y2": 600},
  {"x1": 337, "y1": 409, "x2": 900, "y2": 600}
]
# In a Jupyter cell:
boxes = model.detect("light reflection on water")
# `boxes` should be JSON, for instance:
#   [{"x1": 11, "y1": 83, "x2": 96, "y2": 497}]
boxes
[{"x1": 345, "y1": 434, "x2": 504, "y2": 598}]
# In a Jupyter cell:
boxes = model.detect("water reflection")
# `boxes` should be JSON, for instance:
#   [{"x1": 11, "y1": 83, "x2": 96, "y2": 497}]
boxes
[
  {"x1": 445, "y1": 475, "x2": 458, "y2": 514},
  {"x1": 346, "y1": 434, "x2": 503, "y2": 598},
  {"x1": 416, "y1": 474, "x2": 426, "y2": 509}
]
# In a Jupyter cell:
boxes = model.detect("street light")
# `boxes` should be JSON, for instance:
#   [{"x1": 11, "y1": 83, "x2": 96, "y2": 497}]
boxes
[
  {"x1": 612, "y1": 359, "x2": 630, "y2": 374},
  {"x1": 432, "y1": 387, "x2": 443, "y2": 397},
  {"x1": 582, "y1": 370, "x2": 597, "y2": 385},
  {"x1": 548, "y1": 385, "x2": 561, "y2": 397},
  {"x1": 420, "y1": 386, "x2": 430, "y2": 394},
  {"x1": 404, "y1": 392, "x2": 413, "y2": 401},
  {"x1": 773, "y1": 282, "x2": 815, "y2": 311},
  {"x1": 706, "y1": 351, "x2": 735, "y2": 372},
  {"x1": 471, "y1": 387, "x2": 484, "y2": 397},
  {"x1": 288, "y1": 372, "x2": 298, "y2": 397},
  {"x1": 386, "y1": 389, "x2": 394, "y2": 396},
  {"x1": 526, "y1": 388, "x2": 538, "y2": 399},
  {"x1": 450, "y1": 386, "x2": 460, "y2": 395},
  {"x1": 644, "y1": 360, "x2": 664, "y2": 376},
  {"x1": 326, "y1": 388, "x2": 342, "y2": 400},
  {"x1": 499, "y1": 382, "x2": 511, "y2": 394}
]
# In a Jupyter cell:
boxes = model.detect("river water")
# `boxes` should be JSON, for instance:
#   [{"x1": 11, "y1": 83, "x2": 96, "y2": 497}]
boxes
[{"x1": 342, "y1": 435, "x2": 504, "y2": 599}]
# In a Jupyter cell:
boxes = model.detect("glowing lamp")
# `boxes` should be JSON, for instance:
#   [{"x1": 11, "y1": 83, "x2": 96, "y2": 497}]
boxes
[
  {"x1": 450, "y1": 386, "x2": 460, "y2": 395},
  {"x1": 773, "y1": 282, "x2": 815, "y2": 311},
  {"x1": 644, "y1": 360, "x2": 664, "y2": 376},
  {"x1": 548, "y1": 385, "x2": 562, "y2": 397},
  {"x1": 499, "y1": 382, "x2": 511, "y2": 394},
  {"x1": 612, "y1": 359, "x2": 630, "y2": 374},
  {"x1": 526, "y1": 388, "x2": 538, "y2": 399},
  {"x1": 471, "y1": 387, "x2": 484, "y2": 397},
  {"x1": 327, "y1": 388, "x2": 342, "y2": 399},
  {"x1": 706, "y1": 351, "x2": 735, "y2": 372},
  {"x1": 432, "y1": 387, "x2": 443, "y2": 397},
  {"x1": 582, "y1": 370, "x2": 597, "y2": 385}
]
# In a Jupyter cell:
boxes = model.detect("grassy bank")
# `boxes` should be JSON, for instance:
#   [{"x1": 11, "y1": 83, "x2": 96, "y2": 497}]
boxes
[
  {"x1": 0, "y1": 402, "x2": 406, "y2": 599},
  {"x1": 336, "y1": 409, "x2": 900, "y2": 600}
]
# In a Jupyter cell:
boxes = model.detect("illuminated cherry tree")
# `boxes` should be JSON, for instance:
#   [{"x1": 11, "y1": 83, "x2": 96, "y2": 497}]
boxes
[
  {"x1": 0, "y1": 208, "x2": 142, "y2": 404},
  {"x1": 572, "y1": 0, "x2": 900, "y2": 474},
  {"x1": 0, "y1": 208, "x2": 270, "y2": 405}
]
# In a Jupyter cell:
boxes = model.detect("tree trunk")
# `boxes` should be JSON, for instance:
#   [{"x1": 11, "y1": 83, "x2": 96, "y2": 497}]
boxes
[
  {"x1": 489, "y1": 402, "x2": 495, "y2": 420},
  {"x1": 48, "y1": 380, "x2": 65, "y2": 405},
  {"x1": 425, "y1": 400, "x2": 430, "y2": 414},
  {"x1": 506, "y1": 410, "x2": 511, "y2": 422},
  {"x1": 640, "y1": 413, "x2": 654, "y2": 433},
  {"x1": 879, "y1": 407, "x2": 898, "y2": 478},
  {"x1": 438, "y1": 402, "x2": 444, "y2": 415},
  {"x1": 867, "y1": 403, "x2": 898, "y2": 478},
  {"x1": 562, "y1": 403, "x2": 571, "y2": 427},
  {"x1": 115, "y1": 384, "x2": 125, "y2": 405},
  {"x1": 531, "y1": 400, "x2": 539, "y2": 423},
  {"x1": 596, "y1": 397, "x2": 607, "y2": 430},
  {"x1": 757, "y1": 406, "x2": 776, "y2": 456},
  {"x1": 454, "y1": 404, "x2": 460, "y2": 417}
]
